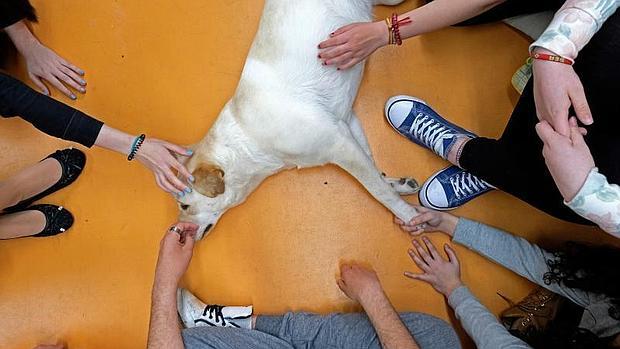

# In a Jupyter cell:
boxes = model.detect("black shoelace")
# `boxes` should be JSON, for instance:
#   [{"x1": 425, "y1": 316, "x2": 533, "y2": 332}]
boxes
[{"x1": 194, "y1": 305, "x2": 240, "y2": 328}]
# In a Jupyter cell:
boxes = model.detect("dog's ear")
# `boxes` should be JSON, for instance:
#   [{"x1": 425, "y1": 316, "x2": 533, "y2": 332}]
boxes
[{"x1": 192, "y1": 164, "x2": 225, "y2": 198}]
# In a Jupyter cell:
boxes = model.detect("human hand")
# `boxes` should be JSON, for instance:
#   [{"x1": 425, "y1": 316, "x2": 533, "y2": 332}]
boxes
[
  {"x1": 395, "y1": 206, "x2": 458, "y2": 236},
  {"x1": 536, "y1": 117, "x2": 595, "y2": 202},
  {"x1": 154, "y1": 222, "x2": 199, "y2": 290},
  {"x1": 532, "y1": 48, "x2": 592, "y2": 137},
  {"x1": 405, "y1": 237, "x2": 463, "y2": 297},
  {"x1": 22, "y1": 41, "x2": 86, "y2": 100},
  {"x1": 318, "y1": 21, "x2": 388, "y2": 70},
  {"x1": 136, "y1": 138, "x2": 194, "y2": 196},
  {"x1": 337, "y1": 264, "x2": 385, "y2": 305}
]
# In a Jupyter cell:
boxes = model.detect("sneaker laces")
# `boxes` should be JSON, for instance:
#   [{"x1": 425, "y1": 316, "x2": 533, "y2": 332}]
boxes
[
  {"x1": 409, "y1": 113, "x2": 454, "y2": 155},
  {"x1": 200, "y1": 304, "x2": 231, "y2": 326},
  {"x1": 449, "y1": 172, "x2": 490, "y2": 199}
]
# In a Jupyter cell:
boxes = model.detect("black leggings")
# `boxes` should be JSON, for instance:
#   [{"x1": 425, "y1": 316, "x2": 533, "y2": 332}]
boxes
[{"x1": 457, "y1": 1, "x2": 620, "y2": 224}]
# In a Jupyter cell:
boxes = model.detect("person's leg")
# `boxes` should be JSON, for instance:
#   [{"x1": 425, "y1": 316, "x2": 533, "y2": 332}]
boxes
[
  {"x1": 182, "y1": 327, "x2": 293, "y2": 349},
  {"x1": 0, "y1": 158, "x2": 63, "y2": 239},
  {"x1": 0, "y1": 157, "x2": 61, "y2": 210},
  {"x1": 254, "y1": 312, "x2": 461, "y2": 349}
]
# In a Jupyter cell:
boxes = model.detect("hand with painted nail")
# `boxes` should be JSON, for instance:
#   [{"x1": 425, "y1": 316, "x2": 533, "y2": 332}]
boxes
[
  {"x1": 136, "y1": 138, "x2": 195, "y2": 196},
  {"x1": 405, "y1": 238, "x2": 463, "y2": 297},
  {"x1": 22, "y1": 41, "x2": 86, "y2": 99},
  {"x1": 394, "y1": 206, "x2": 458, "y2": 236},
  {"x1": 4, "y1": 20, "x2": 87, "y2": 100},
  {"x1": 318, "y1": 21, "x2": 388, "y2": 70}
]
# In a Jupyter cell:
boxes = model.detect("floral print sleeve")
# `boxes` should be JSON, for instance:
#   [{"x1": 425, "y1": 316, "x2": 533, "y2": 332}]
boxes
[
  {"x1": 566, "y1": 168, "x2": 620, "y2": 237},
  {"x1": 530, "y1": 0, "x2": 620, "y2": 60}
]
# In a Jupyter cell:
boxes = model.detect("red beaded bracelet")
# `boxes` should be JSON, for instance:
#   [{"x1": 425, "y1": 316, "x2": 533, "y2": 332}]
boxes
[
  {"x1": 530, "y1": 52, "x2": 574, "y2": 66},
  {"x1": 385, "y1": 13, "x2": 412, "y2": 46}
]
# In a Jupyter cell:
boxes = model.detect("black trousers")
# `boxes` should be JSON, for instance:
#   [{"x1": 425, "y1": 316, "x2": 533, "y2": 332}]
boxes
[{"x1": 457, "y1": 2, "x2": 620, "y2": 224}]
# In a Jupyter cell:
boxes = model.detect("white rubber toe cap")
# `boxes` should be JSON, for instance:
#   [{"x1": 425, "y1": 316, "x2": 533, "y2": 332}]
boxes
[
  {"x1": 385, "y1": 95, "x2": 428, "y2": 130},
  {"x1": 420, "y1": 176, "x2": 450, "y2": 210}
]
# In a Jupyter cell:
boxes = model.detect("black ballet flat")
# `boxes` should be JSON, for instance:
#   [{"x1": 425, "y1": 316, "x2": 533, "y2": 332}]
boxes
[
  {"x1": 9, "y1": 204, "x2": 74, "y2": 238},
  {"x1": 3, "y1": 148, "x2": 86, "y2": 213}
]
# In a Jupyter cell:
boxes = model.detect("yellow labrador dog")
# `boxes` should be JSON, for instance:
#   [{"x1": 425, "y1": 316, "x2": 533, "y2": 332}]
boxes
[{"x1": 179, "y1": 0, "x2": 418, "y2": 239}]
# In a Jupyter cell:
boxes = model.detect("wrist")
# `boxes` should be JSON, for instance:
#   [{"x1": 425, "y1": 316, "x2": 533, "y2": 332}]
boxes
[
  {"x1": 374, "y1": 20, "x2": 390, "y2": 48},
  {"x1": 440, "y1": 214, "x2": 459, "y2": 237},
  {"x1": 442, "y1": 280, "x2": 464, "y2": 298},
  {"x1": 153, "y1": 274, "x2": 180, "y2": 295},
  {"x1": 5, "y1": 20, "x2": 40, "y2": 56},
  {"x1": 358, "y1": 285, "x2": 388, "y2": 308}
]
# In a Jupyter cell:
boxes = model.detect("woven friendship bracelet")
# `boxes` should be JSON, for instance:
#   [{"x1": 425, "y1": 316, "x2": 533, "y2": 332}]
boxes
[
  {"x1": 529, "y1": 52, "x2": 574, "y2": 66},
  {"x1": 128, "y1": 134, "x2": 146, "y2": 161}
]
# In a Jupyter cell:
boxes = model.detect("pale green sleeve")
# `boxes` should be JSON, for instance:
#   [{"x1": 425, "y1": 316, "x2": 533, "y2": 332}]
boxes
[
  {"x1": 566, "y1": 168, "x2": 620, "y2": 237},
  {"x1": 530, "y1": 0, "x2": 620, "y2": 60}
]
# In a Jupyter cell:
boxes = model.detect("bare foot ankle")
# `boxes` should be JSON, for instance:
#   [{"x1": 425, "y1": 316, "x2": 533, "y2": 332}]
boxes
[{"x1": 0, "y1": 210, "x2": 46, "y2": 239}]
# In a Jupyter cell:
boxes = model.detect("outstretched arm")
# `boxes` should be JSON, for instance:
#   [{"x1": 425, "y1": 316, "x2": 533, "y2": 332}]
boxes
[
  {"x1": 147, "y1": 223, "x2": 198, "y2": 349},
  {"x1": 318, "y1": 0, "x2": 505, "y2": 69},
  {"x1": 337, "y1": 264, "x2": 420, "y2": 349},
  {"x1": 405, "y1": 237, "x2": 531, "y2": 349}
]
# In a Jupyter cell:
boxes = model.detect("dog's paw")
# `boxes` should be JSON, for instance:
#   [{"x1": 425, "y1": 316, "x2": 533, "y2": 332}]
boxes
[{"x1": 385, "y1": 176, "x2": 420, "y2": 195}]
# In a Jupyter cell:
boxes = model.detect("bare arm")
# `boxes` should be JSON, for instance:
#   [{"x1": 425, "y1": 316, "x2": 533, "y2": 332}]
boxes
[
  {"x1": 360, "y1": 289, "x2": 420, "y2": 349},
  {"x1": 337, "y1": 264, "x2": 419, "y2": 349},
  {"x1": 318, "y1": 0, "x2": 505, "y2": 69},
  {"x1": 396, "y1": 0, "x2": 505, "y2": 39},
  {"x1": 148, "y1": 279, "x2": 184, "y2": 349},
  {"x1": 147, "y1": 223, "x2": 198, "y2": 349}
]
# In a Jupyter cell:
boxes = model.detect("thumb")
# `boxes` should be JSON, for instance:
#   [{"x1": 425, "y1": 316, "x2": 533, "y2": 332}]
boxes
[
  {"x1": 182, "y1": 230, "x2": 197, "y2": 250},
  {"x1": 535, "y1": 120, "x2": 559, "y2": 144},
  {"x1": 337, "y1": 279, "x2": 347, "y2": 293},
  {"x1": 569, "y1": 122, "x2": 587, "y2": 146},
  {"x1": 29, "y1": 73, "x2": 50, "y2": 96},
  {"x1": 569, "y1": 83, "x2": 593, "y2": 125}
]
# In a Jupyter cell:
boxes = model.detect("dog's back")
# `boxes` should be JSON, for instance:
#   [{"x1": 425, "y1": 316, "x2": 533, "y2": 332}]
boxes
[{"x1": 233, "y1": 0, "x2": 373, "y2": 127}]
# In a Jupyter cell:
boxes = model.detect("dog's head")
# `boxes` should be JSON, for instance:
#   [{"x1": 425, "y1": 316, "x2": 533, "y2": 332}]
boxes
[{"x1": 177, "y1": 162, "x2": 228, "y2": 240}]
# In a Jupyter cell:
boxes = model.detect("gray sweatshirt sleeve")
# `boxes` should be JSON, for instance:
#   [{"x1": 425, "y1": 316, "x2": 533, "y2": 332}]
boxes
[
  {"x1": 453, "y1": 218, "x2": 591, "y2": 308},
  {"x1": 448, "y1": 286, "x2": 531, "y2": 349}
]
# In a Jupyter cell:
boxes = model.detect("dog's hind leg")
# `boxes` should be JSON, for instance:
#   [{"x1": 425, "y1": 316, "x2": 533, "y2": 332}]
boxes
[
  {"x1": 329, "y1": 123, "x2": 418, "y2": 222},
  {"x1": 348, "y1": 113, "x2": 419, "y2": 195}
]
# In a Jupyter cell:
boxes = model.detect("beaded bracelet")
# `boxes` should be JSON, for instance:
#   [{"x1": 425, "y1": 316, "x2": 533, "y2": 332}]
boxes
[
  {"x1": 529, "y1": 52, "x2": 574, "y2": 66},
  {"x1": 128, "y1": 134, "x2": 146, "y2": 161},
  {"x1": 385, "y1": 13, "x2": 412, "y2": 46}
]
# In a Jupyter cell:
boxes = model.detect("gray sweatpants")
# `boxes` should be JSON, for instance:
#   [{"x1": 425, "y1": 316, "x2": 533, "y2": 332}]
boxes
[{"x1": 182, "y1": 311, "x2": 461, "y2": 349}]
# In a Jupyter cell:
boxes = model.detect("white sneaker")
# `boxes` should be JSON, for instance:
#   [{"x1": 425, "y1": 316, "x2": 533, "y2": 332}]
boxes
[{"x1": 177, "y1": 288, "x2": 253, "y2": 329}]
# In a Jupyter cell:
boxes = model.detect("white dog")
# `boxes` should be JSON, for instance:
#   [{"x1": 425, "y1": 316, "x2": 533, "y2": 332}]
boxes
[{"x1": 179, "y1": 0, "x2": 418, "y2": 239}]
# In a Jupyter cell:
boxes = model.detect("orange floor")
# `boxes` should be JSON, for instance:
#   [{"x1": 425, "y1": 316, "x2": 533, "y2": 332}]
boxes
[{"x1": 2, "y1": 1, "x2": 618, "y2": 348}]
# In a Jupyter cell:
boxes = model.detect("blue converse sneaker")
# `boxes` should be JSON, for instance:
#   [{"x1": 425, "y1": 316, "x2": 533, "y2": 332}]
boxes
[
  {"x1": 385, "y1": 95, "x2": 477, "y2": 159},
  {"x1": 420, "y1": 166, "x2": 494, "y2": 211}
]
